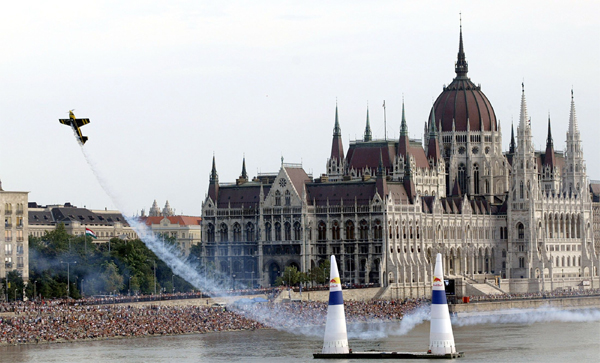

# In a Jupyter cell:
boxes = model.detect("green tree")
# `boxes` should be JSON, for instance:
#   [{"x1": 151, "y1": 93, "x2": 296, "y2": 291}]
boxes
[
  {"x1": 276, "y1": 265, "x2": 302, "y2": 286},
  {"x1": 101, "y1": 261, "x2": 124, "y2": 293}
]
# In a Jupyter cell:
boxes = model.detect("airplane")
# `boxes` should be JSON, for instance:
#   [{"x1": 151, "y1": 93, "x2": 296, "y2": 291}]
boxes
[{"x1": 59, "y1": 110, "x2": 90, "y2": 145}]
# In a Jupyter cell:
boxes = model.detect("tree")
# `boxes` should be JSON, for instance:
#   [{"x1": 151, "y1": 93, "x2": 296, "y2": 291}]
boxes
[
  {"x1": 276, "y1": 265, "x2": 301, "y2": 286},
  {"x1": 101, "y1": 261, "x2": 124, "y2": 293}
]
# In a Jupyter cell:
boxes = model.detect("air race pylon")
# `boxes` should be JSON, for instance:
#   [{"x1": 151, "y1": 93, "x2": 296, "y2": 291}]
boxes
[
  {"x1": 429, "y1": 253, "x2": 457, "y2": 355},
  {"x1": 322, "y1": 255, "x2": 349, "y2": 354}
]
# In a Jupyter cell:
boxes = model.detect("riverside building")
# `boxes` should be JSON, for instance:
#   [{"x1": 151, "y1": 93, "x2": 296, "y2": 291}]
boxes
[{"x1": 200, "y1": 26, "x2": 598, "y2": 297}]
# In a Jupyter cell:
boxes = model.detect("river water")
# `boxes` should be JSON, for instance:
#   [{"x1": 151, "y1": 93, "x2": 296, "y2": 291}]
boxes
[{"x1": 1, "y1": 310, "x2": 599, "y2": 363}]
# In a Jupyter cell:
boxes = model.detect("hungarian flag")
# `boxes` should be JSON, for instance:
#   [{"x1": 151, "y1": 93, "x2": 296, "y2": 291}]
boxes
[{"x1": 85, "y1": 227, "x2": 97, "y2": 239}]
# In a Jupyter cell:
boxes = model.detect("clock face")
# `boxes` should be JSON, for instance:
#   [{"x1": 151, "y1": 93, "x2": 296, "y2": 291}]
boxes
[
  {"x1": 458, "y1": 146, "x2": 466, "y2": 155},
  {"x1": 472, "y1": 146, "x2": 479, "y2": 155},
  {"x1": 279, "y1": 179, "x2": 287, "y2": 188}
]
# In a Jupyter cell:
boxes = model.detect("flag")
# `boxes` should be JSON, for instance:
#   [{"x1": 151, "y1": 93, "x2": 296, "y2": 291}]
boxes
[{"x1": 85, "y1": 227, "x2": 97, "y2": 239}]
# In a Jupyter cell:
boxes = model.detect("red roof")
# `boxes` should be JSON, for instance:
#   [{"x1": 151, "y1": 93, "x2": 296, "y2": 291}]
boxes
[{"x1": 142, "y1": 216, "x2": 202, "y2": 226}]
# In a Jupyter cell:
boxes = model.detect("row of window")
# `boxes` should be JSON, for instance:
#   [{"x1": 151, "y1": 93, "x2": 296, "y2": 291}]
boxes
[
  {"x1": 3, "y1": 203, "x2": 25, "y2": 215},
  {"x1": 4, "y1": 230, "x2": 24, "y2": 242}
]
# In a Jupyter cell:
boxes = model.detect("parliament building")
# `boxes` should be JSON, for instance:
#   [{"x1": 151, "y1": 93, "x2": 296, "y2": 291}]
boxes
[{"x1": 200, "y1": 26, "x2": 599, "y2": 298}]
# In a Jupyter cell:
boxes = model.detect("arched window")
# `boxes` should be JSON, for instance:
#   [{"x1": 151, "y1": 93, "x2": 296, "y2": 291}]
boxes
[
  {"x1": 207, "y1": 223, "x2": 215, "y2": 242},
  {"x1": 332, "y1": 221, "x2": 340, "y2": 240},
  {"x1": 373, "y1": 220, "x2": 382, "y2": 241},
  {"x1": 458, "y1": 163, "x2": 466, "y2": 193},
  {"x1": 517, "y1": 223, "x2": 524, "y2": 239},
  {"x1": 318, "y1": 221, "x2": 327, "y2": 241},
  {"x1": 219, "y1": 223, "x2": 228, "y2": 242},
  {"x1": 245, "y1": 223, "x2": 255, "y2": 242},
  {"x1": 520, "y1": 181, "x2": 524, "y2": 199},
  {"x1": 294, "y1": 222, "x2": 302, "y2": 240},
  {"x1": 284, "y1": 222, "x2": 291, "y2": 241},
  {"x1": 274, "y1": 190, "x2": 281, "y2": 206},
  {"x1": 233, "y1": 223, "x2": 241, "y2": 242},
  {"x1": 284, "y1": 190, "x2": 291, "y2": 206},
  {"x1": 345, "y1": 220, "x2": 355, "y2": 240},
  {"x1": 473, "y1": 163, "x2": 480, "y2": 194},
  {"x1": 265, "y1": 222, "x2": 272, "y2": 241},
  {"x1": 274, "y1": 222, "x2": 282, "y2": 240},
  {"x1": 359, "y1": 220, "x2": 369, "y2": 240}
]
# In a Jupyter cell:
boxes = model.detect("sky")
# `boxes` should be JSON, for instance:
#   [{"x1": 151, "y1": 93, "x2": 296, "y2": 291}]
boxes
[{"x1": 0, "y1": 1, "x2": 598, "y2": 216}]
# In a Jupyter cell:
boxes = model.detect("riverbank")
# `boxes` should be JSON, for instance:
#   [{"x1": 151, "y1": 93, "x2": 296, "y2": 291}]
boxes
[{"x1": 449, "y1": 295, "x2": 600, "y2": 314}]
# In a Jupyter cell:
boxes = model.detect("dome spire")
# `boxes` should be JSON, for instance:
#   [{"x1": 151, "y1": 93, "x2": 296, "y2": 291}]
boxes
[{"x1": 455, "y1": 14, "x2": 468, "y2": 78}]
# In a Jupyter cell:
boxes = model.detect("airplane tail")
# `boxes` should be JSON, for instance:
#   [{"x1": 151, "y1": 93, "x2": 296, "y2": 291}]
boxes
[{"x1": 81, "y1": 136, "x2": 88, "y2": 145}]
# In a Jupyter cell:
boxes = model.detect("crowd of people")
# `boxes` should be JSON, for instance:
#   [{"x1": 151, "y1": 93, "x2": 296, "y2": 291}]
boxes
[
  {"x1": 467, "y1": 288, "x2": 600, "y2": 302},
  {"x1": 1, "y1": 286, "x2": 597, "y2": 346},
  {"x1": 0, "y1": 297, "x2": 427, "y2": 345}
]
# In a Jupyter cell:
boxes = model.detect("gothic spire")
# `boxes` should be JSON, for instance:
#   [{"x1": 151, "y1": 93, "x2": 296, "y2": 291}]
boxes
[
  {"x1": 455, "y1": 16, "x2": 468, "y2": 78},
  {"x1": 509, "y1": 122, "x2": 516, "y2": 154},
  {"x1": 241, "y1": 156, "x2": 247, "y2": 179},
  {"x1": 427, "y1": 105, "x2": 441, "y2": 163},
  {"x1": 364, "y1": 106, "x2": 372, "y2": 142},
  {"x1": 333, "y1": 102, "x2": 341, "y2": 137},
  {"x1": 546, "y1": 114, "x2": 553, "y2": 150},
  {"x1": 519, "y1": 82, "x2": 529, "y2": 131},
  {"x1": 400, "y1": 100, "x2": 408, "y2": 137},
  {"x1": 398, "y1": 100, "x2": 410, "y2": 157},
  {"x1": 210, "y1": 154, "x2": 218, "y2": 182},
  {"x1": 329, "y1": 102, "x2": 345, "y2": 162},
  {"x1": 568, "y1": 88, "x2": 579, "y2": 136}
]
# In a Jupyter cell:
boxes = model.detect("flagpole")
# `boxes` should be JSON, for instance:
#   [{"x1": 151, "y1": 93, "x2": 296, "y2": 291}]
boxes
[{"x1": 383, "y1": 100, "x2": 387, "y2": 141}]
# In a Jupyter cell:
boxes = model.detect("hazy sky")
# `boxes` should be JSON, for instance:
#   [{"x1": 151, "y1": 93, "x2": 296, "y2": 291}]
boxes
[{"x1": 0, "y1": 1, "x2": 598, "y2": 216}]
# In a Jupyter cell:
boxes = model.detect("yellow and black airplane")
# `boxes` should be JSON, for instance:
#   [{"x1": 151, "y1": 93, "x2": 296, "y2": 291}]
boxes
[{"x1": 59, "y1": 110, "x2": 90, "y2": 145}]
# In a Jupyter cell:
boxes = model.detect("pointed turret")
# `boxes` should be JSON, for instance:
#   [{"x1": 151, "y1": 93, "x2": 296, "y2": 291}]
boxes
[
  {"x1": 518, "y1": 83, "x2": 529, "y2": 131},
  {"x1": 429, "y1": 253, "x2": 457, "y2": 355},
  {"x1": 397, "y1": 100, "x2": 410, "y2": 158},
  {"x1": 544, "y1": 115, "x2": 556, "y2": 168},
  {"x1": 237, "y1": 156, "x2": 249, "y2": 185},
  {"x1": 509, "y1": 122, "x2": 516, "y2": 154},
  {"x1": 162, "y1": 200, "x2": 174, "y2": 216},
  {"x1": 563, "y1": 89, "x2": 587, "y2": 196},
  {"x1": 241, "y1": 156, "x2": 248, "y2": 179},
  {"x1": 149, "y1": 199, "x2": 161, "y2": 217},
  {"x1": 327, "y1": 103, "x2": 346, "y2": 179},
  {"x1": 427, "y1": 106, "x2": 441, "y2": 163},
  {"x1": 330, "y1": 104, "x2": 345, "y2": 162},
  {"x1": 455, "y1": 18, "x2": 468, "y2": 78},
  {"x1": 208, "y1": 154, "x2": 219, "y2": 202},
  {"x1": 321, "y1": 255, "x2": 349, "y2": 354},
  {"x1": 364, "y1": 106, "x2": 372, "y2": 142}
]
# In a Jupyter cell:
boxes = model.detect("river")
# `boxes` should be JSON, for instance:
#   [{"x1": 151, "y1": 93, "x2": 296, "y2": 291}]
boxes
[{"x1": 1, "y1": 310, "x2": 598, "y2": 362}]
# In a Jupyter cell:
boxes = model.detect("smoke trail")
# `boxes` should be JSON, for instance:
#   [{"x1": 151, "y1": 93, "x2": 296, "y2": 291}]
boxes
[
  {"x1": 79, "y1": 145, "x2": 337, "y2": 336},
  {"x1": 392, "y1": 305, "x2": 430, "y2": 336},
  {"x1": 453, "y1": 307, "x2": 600, "y2": 327}
]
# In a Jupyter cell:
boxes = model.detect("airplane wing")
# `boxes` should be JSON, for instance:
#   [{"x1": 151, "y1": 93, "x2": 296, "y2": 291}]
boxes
[
  {"x1": 75, "y1": 118, "x2": 90, "y2": 127},
  {"x1": 59, "y1": 119, "x2": 71, "y2": 125}
]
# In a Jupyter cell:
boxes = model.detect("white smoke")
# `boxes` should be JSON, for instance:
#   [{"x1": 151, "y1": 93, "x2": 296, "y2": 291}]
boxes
[{"x1": 453, "y1": 307, "x2": 600, "y2": 327}]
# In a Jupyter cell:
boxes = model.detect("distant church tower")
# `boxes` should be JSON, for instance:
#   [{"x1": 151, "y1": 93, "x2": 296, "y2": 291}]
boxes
[{"x1": 149, "y1": 200, "x2": 161, "y2": 217}]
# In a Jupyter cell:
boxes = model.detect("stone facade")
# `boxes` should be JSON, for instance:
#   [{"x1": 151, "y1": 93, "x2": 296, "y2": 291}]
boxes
[
  {"x1": 200, "y1": 27, "x2": 598, "y2": 297},
  {"x1": 1, "y1": 188, "x2": 29, "y2": 281}
]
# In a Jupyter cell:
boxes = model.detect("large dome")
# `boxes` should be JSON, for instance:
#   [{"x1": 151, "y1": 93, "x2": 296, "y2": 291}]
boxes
[{"x1": 429, "y1": 28, "x2": 497, "y2": 133}]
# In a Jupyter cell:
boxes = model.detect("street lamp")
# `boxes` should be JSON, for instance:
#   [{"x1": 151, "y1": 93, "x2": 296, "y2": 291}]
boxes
[
  {"x1": 81, "y1": 279, "x2": 84, "y2": 297},
  {"x1": 232, "y1": 274, "x2": 236, "y2": 291},
  {"x1": 33, "y1": 280, "x2": 37, "y2": 302},
  {"x1": 128, "y1": 276, "x2": 132, "y2": 296},
  {"x1": 171, "y1": 274, "x2": 175, "y2": 294},
  {"x1": 60, "y1": 261, "x2": 77, "y2": 298},
  {"x1": 146, "y1": 259, "x2": 157, "y2": 296}
]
